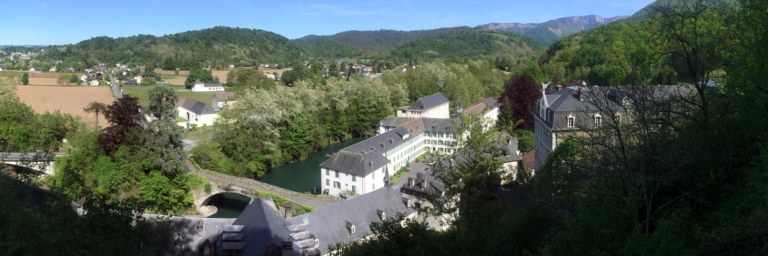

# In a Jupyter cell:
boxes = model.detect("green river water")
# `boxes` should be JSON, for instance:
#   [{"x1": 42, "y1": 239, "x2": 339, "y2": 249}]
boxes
[{"x1": 205, "y1": 138, "x2": 364, "y2": 218}]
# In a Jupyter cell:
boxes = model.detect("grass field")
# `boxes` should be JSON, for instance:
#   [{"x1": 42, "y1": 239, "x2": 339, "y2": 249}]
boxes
[
  {"x1": 122, "y1": 86, "x2": 219, "y2": 106},
  {"x1": 15, "y1": 86, "x2": 114, "y2": 122}
]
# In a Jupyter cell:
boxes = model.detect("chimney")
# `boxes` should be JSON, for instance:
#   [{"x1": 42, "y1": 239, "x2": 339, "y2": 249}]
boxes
[
  {"x1": 377, "y1": 209, "x2": 385, "y2": 220},
  {"x1": 384, "y1": 171, "x2": 391, "y2": 187},
  {"x1": 284, "y1": 203, "x2": 292, "y2": 219},
  {"x1": 456, "y1": 100, "x2": 463, "y2": 114},
  {"x1": 450, "y1": 158, "x2": 455, "y2": 167},
  {"x1": 556, "y1": 85, "x2": 562, "y2": 92},
  {"x1": 578, "y1": 88, "x2": 584, "y2": 101},
  {"x1": 408, "y1": 177, "x2": 414, "y2": 187}
]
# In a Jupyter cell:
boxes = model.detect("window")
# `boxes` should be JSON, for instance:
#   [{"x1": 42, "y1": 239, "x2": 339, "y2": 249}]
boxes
[
  {"x1": 352, "y1": 175, "x2": 356, "y2": 182},
  {"x1": 371, "y1": 183, "x2": 375, "y2": 191},
  {"x1": 594, "y1": 116, "x2": 602, "y2": 126},
  {"x1": 335, "y1": 171, "x2": 339, "y2": 178},
  {"x1": 326, "y1": 169, "x2": 329, "y2": 176},
  {"x1": 372, "y1": 171, "x2": 375, "y2": 179},
  {"x1": 352, "y1": 185, "x2": 356, "y2": 193},
  {"x1": 326, "y1": 179, "x2": 329, "y2": 186},
  {"x1": 567, "y1": 116, "x2": 575, "y2": 127}
]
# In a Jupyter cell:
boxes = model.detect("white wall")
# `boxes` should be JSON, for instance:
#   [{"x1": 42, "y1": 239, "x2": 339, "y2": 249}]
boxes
[
  {"x1": 177, "y1": 107, "x2": 219, "y2": 127},
  {"x1": 321, "y1": 167, "x2": 384, "y2": 196},
  {"x1": 192, "y1": 84, "x2": 224, "y2": 92},
  {"x1": 395, "y1": 103, "x2": 450, "y2": 119}
]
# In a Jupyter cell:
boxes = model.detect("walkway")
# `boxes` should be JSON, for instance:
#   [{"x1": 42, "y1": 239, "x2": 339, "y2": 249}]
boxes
[{"x1": 186, "y1": 161, "x2": 337, "y2": 210}]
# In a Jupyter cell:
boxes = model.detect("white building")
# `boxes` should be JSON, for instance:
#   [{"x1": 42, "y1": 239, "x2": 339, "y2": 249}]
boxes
[
  {"x1": 176, "y1": 97, "x2": 219, "y2": 128},
  {"x1": 395, "y1": 93, "x2": 450, "y2": 119},
  {"x1": 89, "y1": 80, "x2": 100, "y2": 86},
  {"x1": 191, "y1": 80, "x2": 224, "y2": 92},
  {"x1": 211, "y1": 92, "x2": 236, "y2": 110},
  {"x1": 321, "y1": 93, "x2": 501, "y2": 196}
]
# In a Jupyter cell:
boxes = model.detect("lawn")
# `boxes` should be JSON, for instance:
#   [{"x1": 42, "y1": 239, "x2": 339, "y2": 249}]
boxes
[
  {"x1": 121, "y1": 86, "x2": 219, "y2": 106},
  {"x1": 185, "y1": 126, "x2": 215, "y2": 140},
  {"x1": 390, "y1": 166, "x2": 410, "y2": 184}
]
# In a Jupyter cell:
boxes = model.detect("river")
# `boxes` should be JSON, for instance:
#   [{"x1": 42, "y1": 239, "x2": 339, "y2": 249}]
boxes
[
  {"x1": 204, "y1": 138, "x2": 364, "y2": 218},
  {"x1": 258, "y1": 138, "x2": 364, "y2": 194}
]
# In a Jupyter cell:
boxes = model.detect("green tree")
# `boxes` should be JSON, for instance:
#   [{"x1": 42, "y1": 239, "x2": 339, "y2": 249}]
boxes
[
  {"x1": 21, "y1": 72, "x2": 29, "y2": 85},
  {"x1": 184, "y1": 68, "x2": 214, "y2": 89},
  {"x1": 83, "y1": 101, "x2": 108, "y2": 129},
  {"x1": 69, "y1": 74, "x2": 80, "y2": 84},
  {"x1": 141, "y1": 77, "x2": 156, "y2": 86}
]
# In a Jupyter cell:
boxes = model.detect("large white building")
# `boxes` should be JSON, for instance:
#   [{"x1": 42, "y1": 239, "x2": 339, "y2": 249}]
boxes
[
  {"x1": 321, "y1": 93, "x2": 500, "y2": 196},
  {"x1": 191, "y1": 80, "x2": 224, "y2": 92},
  {"x1": 395, "y1": 93, "x2": 450, "y2": 119},
  {"x1": 176, "y1": 97, "x2": 219, "y2": 128}
]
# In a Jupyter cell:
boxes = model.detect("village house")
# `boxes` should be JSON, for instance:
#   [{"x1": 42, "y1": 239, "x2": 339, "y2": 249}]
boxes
[
  {"x1": 176, "y1": 97, "x2": 218, "y2": 128},
  {"x1": 396, "y1": 93, "x2": 450, "y2": 119},
  {"x1": 29, "y1": 66, "x2": 42, "y2": 72},
  {"x1": 133, "y1": 75, "x2": 143, "y2": 84},
  {"x1": 80, "y1": 73, "x2": 93, "y2": 82},
  {"x1": 89, "y1": 79, "x2": 100, "y2": 86},
  {"x1": 0, "y1": 65, "x2": 4, "y2": 71},
  {"x1": 49, "y1": 66, "x2": 56, "y2": 72},
  {"x1": 211, "y1": 92, "x2": 236, "y2": 111},
  {"x1": 191, "y1": 80, "x2": 224, "y2": 92}
]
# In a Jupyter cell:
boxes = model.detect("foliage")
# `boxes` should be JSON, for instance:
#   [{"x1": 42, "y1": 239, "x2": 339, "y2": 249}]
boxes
[
  {"x1": 390, "y1": 166, "x2": 409, "y2": 184},
  {"x1": 21, "y1": 72, "x2": 28, "y2": 85},
  {"x1": 498, "y1": 74, "x2": 542, "y2": 131},
  {"x1": 40, "y1": 26, "x2": 304, "y2": 70},
  {"x1": 255, "y1": 190, "x2": 314, "y2": 216},
  {"x1": 83, "y1": 101, "x2": 107, "y2": 129},
  {"x1": 0, "y1": 176, "x2": 173, "y2": 255},
  {"x1": 48, "y1": 87, "x2": 197, "y2": 214},
  {"x1": 140, "y1": 77, "x2": 156, "y2": 86},
  {"x1": 184, "y1": 68, "x2": 214, "y2": 89}
]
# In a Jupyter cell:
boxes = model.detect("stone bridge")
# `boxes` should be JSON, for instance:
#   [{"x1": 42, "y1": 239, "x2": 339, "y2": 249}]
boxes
[
  {"x1": 187, "y1": 162, "x2": 339, "y2": 210},
  {"x1": 0, "y1": 153, "x2": 65, "y2": 175}
]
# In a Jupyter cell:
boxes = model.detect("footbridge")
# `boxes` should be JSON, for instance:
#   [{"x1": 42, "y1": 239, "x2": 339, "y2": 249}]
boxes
[
  {"x1": 187, "y1": 161, "x2": 339, "y2": 210},
  {"x1": 1, "y1": 152, "x2": 65, "y2": 175}
]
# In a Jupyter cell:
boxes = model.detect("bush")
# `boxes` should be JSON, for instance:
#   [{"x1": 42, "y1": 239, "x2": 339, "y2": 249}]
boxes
[{"x1": 204, "y1": 183, "x2": 212, "y2": 194}]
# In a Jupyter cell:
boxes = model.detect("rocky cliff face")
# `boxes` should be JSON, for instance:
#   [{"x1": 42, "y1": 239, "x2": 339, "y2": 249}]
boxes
[{"x1": 479, "y1": 15, "x2": 628, "y2": 46}]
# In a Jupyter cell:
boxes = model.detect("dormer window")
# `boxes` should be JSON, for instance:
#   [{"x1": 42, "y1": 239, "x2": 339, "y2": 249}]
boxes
[
  {"x1": 377, "y1": 209, "x2": 385, "y2": 220},
  {"x1": 594, "y1": 115, "x2": 602, "y2": 126},
  {"x1": 314, "y1": 238, "x2": 320, "y2": 248},
  {"x1": 567, "y1": 116, "x2": 575, "y2": 127},
  {"x1": 347, "y1": 221, "x2": 356, "y2": 235}
]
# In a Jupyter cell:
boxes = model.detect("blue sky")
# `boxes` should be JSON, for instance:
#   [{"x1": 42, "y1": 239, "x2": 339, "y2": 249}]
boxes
[{"x1": 0, "y1": 0, "x2": 654, "y2": 45}]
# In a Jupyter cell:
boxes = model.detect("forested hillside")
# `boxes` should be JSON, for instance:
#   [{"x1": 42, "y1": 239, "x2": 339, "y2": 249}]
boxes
[
  {"x1": 39, "y1": 27, "x2": 304, "y2": 70},
  {"x1": 384, "y1": 27, "x2": 544, "y2": 63},
  {"x1": 294, "y1": 28, "x2": 460, "y2": 58}
]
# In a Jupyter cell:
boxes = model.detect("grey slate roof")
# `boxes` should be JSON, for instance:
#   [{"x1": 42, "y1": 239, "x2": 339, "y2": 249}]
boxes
[
  {"x1": 421, "y1": 117, "x2": 460, "y2": 134},
  {"x1": 285, "y1": 186, "x2": 409, "y2": 255},
  {"x1": 401, "y1": 93, "x2": 448, "y2": 111},
  {"x1": 321, "y1": 126, "x2": 417, "y2": 176},
  {"x1": 177, "y1": 97, "x2": 216, "y2": 115},
  {"x1": 213, "y1": 91, "x2": 235, "y2": 102},
  {"x1": 231, "y1": 198, "x2": 301, "y2": 256},
  {"x1": 379, "y1": 116, "x2": 413, "y2": 129}
]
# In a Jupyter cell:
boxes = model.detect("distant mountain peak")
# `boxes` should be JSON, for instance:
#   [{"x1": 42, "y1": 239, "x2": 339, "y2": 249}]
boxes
[{"x1": 479, "y1": 15, "x2": 628, "y2": 46}]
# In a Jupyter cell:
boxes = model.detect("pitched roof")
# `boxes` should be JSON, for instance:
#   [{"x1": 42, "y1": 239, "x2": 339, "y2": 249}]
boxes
[
  {"x1": 421, "y1": 117, "x2": 460, "y2": 134},
  {"x1": 285, "y1": 186, "x2": 409, "y2": 255},
  {"x1": 231, "y1": 198, "x2": 300, "y2": 256},
  {"x1": 213, "y1": 92, "x2": 235, "y2": 101},
  {"x1": 177, "y1": 97, "x2": 216, "y2": 115},
  {"x1": 462, "y1": 97, "x2": 499, "y2": 117},
  {"x1": 194, "y1": 80, "x2": 223, "y2": 88},
  {"x1": 401, "y1": 93, "x2": 448, "y2": 111},
  {"x1": 379, "y1": 116, "x2": 413, "y2": 128}
]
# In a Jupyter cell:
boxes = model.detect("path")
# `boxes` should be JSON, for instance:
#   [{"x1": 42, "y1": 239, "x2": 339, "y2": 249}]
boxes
[
  {"x1": 186, "y1": 161, "x2": 337, "y2": 210},
  {"x1": 393, "y1": 161, "x2": 430, "y2": 189}
]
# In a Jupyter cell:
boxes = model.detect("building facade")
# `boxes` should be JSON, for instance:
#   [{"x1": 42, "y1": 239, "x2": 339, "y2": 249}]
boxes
[
  {"x1": 191, "y1": 80, "x2": 225, "y2": 92},
  {"x1": 176, "y1": 97, "x2": 219, "y2": 128},
  {"x1": 321, "y1": 93, "x2": 500, "y2": 196}
]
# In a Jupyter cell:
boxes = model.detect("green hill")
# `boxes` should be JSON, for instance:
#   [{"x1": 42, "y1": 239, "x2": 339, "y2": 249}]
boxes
[
  {"x1": 40, "y1": 26, "x2": 305, "y2": 69},
  {"x1": 294, "y1": 27, "x2": 462, "y2": 58},
  {"x1": 385, "y1": 27, "x2": 544, "y2": 61}
]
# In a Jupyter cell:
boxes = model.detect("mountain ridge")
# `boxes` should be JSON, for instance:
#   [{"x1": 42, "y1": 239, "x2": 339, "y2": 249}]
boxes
[{"x1": 479, "y1": 15, "x2": 629, "y2": 46}]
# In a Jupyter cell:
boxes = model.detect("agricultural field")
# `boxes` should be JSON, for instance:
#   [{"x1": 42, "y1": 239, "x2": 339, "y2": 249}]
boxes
[
  {"x1": 121, "y1": 86, "x2": 219, "y2": 107},
  {"x1": 15, "y1": 86, "x2": 114, "y2": 122},
  {"x1": 0, "y1": 71, "x2": 86, "y2": 85}
]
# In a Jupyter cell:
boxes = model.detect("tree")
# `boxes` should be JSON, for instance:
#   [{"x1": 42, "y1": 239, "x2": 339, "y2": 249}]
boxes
[
  {"x1": 498, "y1": 75, "x2": 542, "y2": 131},
  {"x1": 0, "y1": 78, "x2": 19, "y2": 103},
  {"x1": 184, "y1": 68, "x2": 214, "y2": 89},
  {"x1": 141, "y1": 77, "x2": 156, "y2": 86},
  {"x1": 83, "y1": 101, "x2": 108, "y2": 129},
  {"x1": 148, "y1": 86, "x2": 178, "y2": 119},
  {"x1": 21, "y1": 73, "x2": 29, "y2": 85},
  {"x1": 69, "y1": 74, "x2": 80, "y2": 84},
  {"x1": 98, "y1": 96, "x2": 144, "y2": 155}
]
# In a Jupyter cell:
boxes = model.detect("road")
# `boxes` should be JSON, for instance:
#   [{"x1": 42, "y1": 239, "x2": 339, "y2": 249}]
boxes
[
  {"x1": 0, "y1": 152, "x2": 66, "y2": 161},
  {"x1": 186, "y1": 161, "x2": 337, "y2": 210}
]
